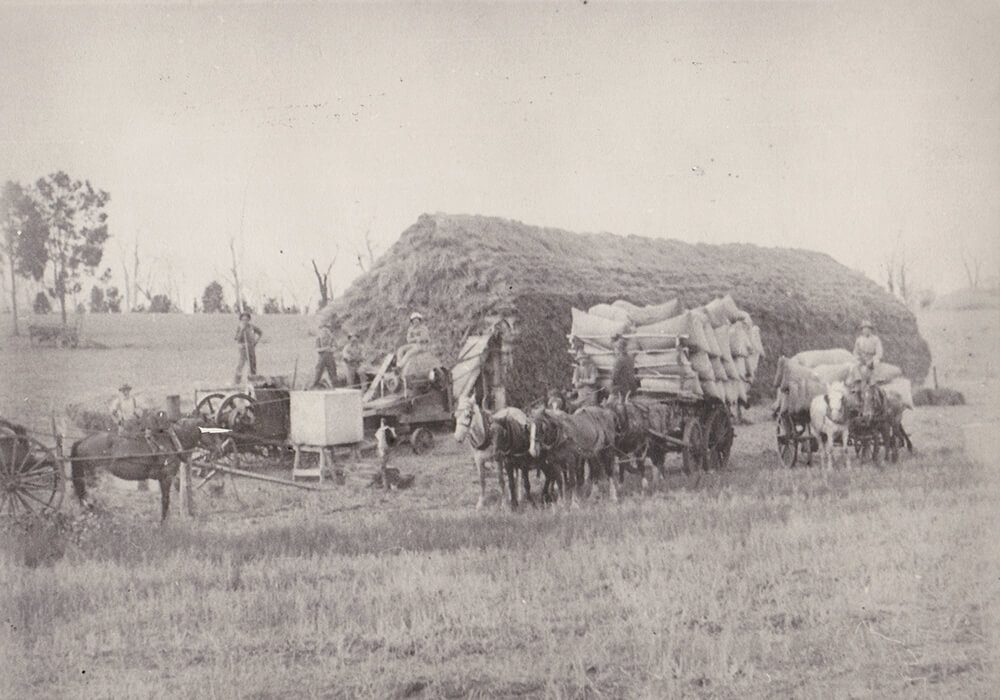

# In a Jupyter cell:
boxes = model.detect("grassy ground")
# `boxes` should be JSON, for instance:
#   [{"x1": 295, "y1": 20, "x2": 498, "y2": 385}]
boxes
[{"x1": 0, "y1": 307, "x2": 997, "y2": 698}]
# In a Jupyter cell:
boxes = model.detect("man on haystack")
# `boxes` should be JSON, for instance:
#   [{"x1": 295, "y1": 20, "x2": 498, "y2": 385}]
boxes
[
  {"x1": 848, "y1": 319, "x2": 883, "y2": 392},
  {"x1": 397, "y1": 311, "x2": 431, "y2": 368}
]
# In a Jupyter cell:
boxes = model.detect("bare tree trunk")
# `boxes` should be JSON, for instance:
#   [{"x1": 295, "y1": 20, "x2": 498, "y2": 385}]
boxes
[
  {"x1": 311, "y1": 258, "x2": 333, "y2": 309},
  {"x1": 230, "y1": 238, "x2": 242, "y2": 313}
]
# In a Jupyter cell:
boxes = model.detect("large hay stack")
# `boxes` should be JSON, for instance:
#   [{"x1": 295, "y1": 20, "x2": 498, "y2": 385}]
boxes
[{"x1": 327, "y1": 213, "x2": 931, "y2": 407}]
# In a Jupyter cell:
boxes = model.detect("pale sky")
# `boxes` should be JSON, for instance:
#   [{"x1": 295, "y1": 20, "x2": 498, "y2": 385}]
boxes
[{"x1": 2, "y1": 1, "x2": 998, "y2": 310}]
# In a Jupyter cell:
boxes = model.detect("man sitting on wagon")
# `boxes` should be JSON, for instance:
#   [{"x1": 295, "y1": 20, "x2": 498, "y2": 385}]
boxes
[
  {"x1": 569, "y1": 340, "x2": 601, "y2": 408},
  {"x1": 847, "y1": 319, "x2": 883, "y2": 395}
]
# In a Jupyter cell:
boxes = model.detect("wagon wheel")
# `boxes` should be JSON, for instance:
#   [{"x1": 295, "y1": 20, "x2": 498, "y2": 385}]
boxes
[
  {"x1": 215, "y1": 393, "x2": 257, "y2": 433},
  {"x1": 776, "y1": 413, "x2": 798, "y2": 468},
  {"x1": 0, "y1": 434, "x2": 64, "y2": 517},
  {"x1": 194, "y1": 436, "x2": 239, "y2": 488},
  {"x1": 411, "y1": 427, "x2": 434, "y2": 455},
  {"x1": 196, "y1": 393, "x2": 227, "y2": 423},
  {"x1": 681, "y1": 417, "x2": 706, "y2": 475},
  {"x1": 705, "y1": 406, "x2": 734, "y2": 471}
]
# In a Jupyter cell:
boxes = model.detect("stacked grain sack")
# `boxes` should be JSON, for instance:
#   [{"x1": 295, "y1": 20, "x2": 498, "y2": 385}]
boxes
[
  {"x1": 571, "y1": 295, "x2": 764, "y2": 402},
  {"x1": 788, "y1": 349, "x2": 914, "y2": 409}
]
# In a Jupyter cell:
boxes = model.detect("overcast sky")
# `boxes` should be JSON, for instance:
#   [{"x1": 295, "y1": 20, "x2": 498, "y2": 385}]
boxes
[{"x1": 2, "y1": 1, "x2": 998, "y2": 310}]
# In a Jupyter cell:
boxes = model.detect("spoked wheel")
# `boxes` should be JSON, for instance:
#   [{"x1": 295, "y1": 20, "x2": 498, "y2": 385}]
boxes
[
  {"x1": 196, "y1": 393, "x2": 227, "y2": 423},
  {"x1": 215, "y1": 393, "x2": 257, "y2": 433},
  {"x1": 194, "y1": 437, "x2": 239, "y2": 489},
  {"x1": 410, "y1": 427, "x2": 434, "y2": 455},
  {"x1": 0, "y1": 434, "x2": 64, "y2": 517},
  {"x1": 681, "y1": 417, "x2": 706, "y2": 475},
  {"x1": 705, "y1": 406, "x2": 734, "y2": 471},
  {"x1": 776, "y1": 413, "x2": 798, "y2": 468}
]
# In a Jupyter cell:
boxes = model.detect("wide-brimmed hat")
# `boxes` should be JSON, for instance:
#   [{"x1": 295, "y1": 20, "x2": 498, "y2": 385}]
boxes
[
  {"x1": 119, "y1": 383, "x2": 132, "y2": 392},
  {"x1": 409, "y1": 312, "x2": 424, "y2": 322},
  {"x1": 239, "y1": 311, "x2": 251, "y2": 320},
  {"x1": 860, "y1": 319, "x2": 874, "y2": 330}
]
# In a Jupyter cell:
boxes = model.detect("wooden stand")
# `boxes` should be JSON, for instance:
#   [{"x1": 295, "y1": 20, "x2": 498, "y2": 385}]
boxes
[{"x1": 291, "y1": 445, "x2": 333, "y2": 482}]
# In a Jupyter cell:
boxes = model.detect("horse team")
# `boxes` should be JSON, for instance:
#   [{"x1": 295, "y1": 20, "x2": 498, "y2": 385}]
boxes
[{"x1": 453, "y1": 393, "x2": 687, "y2": 509}]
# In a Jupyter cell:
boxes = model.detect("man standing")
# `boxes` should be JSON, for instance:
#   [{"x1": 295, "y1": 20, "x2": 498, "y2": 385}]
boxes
[
  {"x1": 342, "y1": 332, "x2": 365, "y2": 390},
  {"x1": 610, "y1": 334, "x2": 639, "y2": 399},
  {"x1": 109, "y1": 382, "x2": 140, "y2": 430},
  {"x1": 233, "y1": 311, "x2": 263, "y2": 385},
  {"x1": 311, "y1": 323, "x2": 339, "y2": 389}
]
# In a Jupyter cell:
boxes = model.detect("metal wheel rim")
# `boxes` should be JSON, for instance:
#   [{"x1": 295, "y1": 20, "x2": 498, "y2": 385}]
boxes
[
  {"x1": 776, "y1": 414, "x2": 798, "y2": 468},
  {"x1": 0, "y1": 434, "x2": 64, "y2": 517},
  {"x1": 682, "y1": 418, "x2": 704, "y2": 475},
  {"x1": 215, "y1": 393, "x2": 257, "y2": 432}
]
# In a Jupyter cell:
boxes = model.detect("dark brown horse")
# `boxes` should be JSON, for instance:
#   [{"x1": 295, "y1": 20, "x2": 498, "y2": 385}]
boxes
[
  {"x1": 489, "y1": 406, "x2": 560, "y2": 508},
  {"x1": 529, "y1": 405, "x2": 618, "y2": 505},
  {"x1": 859, "y1": 383, "x2": 908, "y2": 464},
  {"x1": 70, "y1": 416, "x2": 204, "y2": 520}
]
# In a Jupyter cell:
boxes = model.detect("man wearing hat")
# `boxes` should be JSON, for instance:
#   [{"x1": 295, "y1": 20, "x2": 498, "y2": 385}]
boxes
[
  {"x1": 234, "y1": 311, "x2": 263, "y2": 385},
  {"x1": 311, "y1": 322, "x2": 339, "y2": 389},
  {"x1": 341, "y1": 331, "x2": 366, "y2": 390},
  {"x1": 109, "y1": 382, "x2": 140, "y2": 430},
  {"x1": 570, "y1": 341, "x2": 601, "y2": 407},
  {"x1": 398, "y1": 311, "x2": 431, "y2": 368},
  {"x1": 610, "y1": 333, "x2": 639, "y2": 399},
  {"x1": 849, "y1": 319, "x2": 883, "y2": 390}
]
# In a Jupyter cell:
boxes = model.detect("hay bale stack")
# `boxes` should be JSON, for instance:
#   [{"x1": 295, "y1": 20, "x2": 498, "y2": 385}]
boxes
[{"x1": 328, "y1": 213, "x2": 931, "y2": 407}]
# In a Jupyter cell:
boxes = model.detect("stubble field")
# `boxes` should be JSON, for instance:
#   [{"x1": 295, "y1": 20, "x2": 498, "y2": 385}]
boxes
[{"x1": 1, "y1": 308, "x2": 998, "y2": 698}]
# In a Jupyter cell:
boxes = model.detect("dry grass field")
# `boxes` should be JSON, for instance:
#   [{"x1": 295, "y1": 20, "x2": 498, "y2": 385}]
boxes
[{"x1": 1, "y1": 306, "x2": 998, "y2": 698}]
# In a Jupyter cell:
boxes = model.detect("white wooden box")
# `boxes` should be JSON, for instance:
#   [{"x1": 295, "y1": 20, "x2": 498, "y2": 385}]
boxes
[{"x1": 289, "y1": 389, "x2": 363, "y2": 446}]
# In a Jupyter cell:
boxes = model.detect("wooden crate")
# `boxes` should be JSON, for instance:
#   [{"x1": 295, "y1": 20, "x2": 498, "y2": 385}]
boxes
[{"x1": 289, "y1": 389, "x2": 363, "y2": 446}]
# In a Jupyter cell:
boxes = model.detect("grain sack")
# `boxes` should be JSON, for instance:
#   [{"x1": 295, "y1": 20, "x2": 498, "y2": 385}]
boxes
[
  {"x1": 701, "y1": 379, "x2": 725, "y2": 401},
  {"x1": 612, "y1": 298, "x2": 682, "y2": 326},
  {"x1": 641, "y1": 374, "x2": 703, "y2": 396},
  {"x1": 779, "y1": 360, "x2": 826, "y2": 414},
  {"x1": 746, "y1": 352, "x2": 761, "y2": 381},
  {"x1": 705, "y1": 294, "x2": 749, "y2": 326},
  {"x1": 587, "y1": 303, "x2": 631, "y2": 324},
  {"x1": 714, "y1": 322, "x2": 735, "y2": 363},
  {"x1": 750, "y1": 325, "x2": 765, "y2": 357},
  {"x1": 710, "y1": 355, "x2": 726, "y2": 382},
  {"x1": 634, "y1": 349, "x2": 686, "y2": 369},
  {"x1": 636, "y1": 310, "x2": 709, "y2": 352},
  {"x1": 882, "y1": 377, "x2": 914, "y2": 409},
  {"x1": 735, "y1": 355, "x2": 750, "y2": 380},
  {"x1": 571, "y1": 308, "x2": 629, "y2": 344},
  {"x1": 723, "y1": 356, "x2": 741, "y2": 381},
  {"x1": 724, "y1": 379, "x2": 740, "y2": 404},
  {"x1": 689, "y1": 350, "x2": 715, "y2": 381},
  {"x1": 871, "y1": 362, "x2": 903, "y2": 384},
  {"x1": 699, "y1": 312, "x2": 723, "y2": 357},
  {"x1": 737, "y1": 379, "x2": 749, "y2": 404},
  {"x1": 729, "y1": 321, "x2": 751, "y2": 357},
  {"x1": 791, "y1": 348, "x2": 855, "y2": 368},
  {"x1": 812, "y1": 362, "x2": 851, "y2": 385}
]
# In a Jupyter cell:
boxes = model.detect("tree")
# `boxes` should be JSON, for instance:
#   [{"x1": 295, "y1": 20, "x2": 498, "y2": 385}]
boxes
[
  {"x1": 89, "y1": 285, "x2": 106, "y2": 313},
  {"x1": 106, "y1": 286, "x2": 122, "y2": 313},
  {"x1": 311, "y1": 248, "x2": 338, "y2": 310},
  {"x1": 148, "y1": 294, "x2": 172, "y2": 313},
  {"x1": 202, "y1": 280, "x2": 226, "y2": 313},
  {"x1": 33, "y1": 291, "x2": 51, "y2": 314},
  {"x1": 24, "y1": 172, "x2": 110, "y2": 325},
  {"x1": 1, "y1": 181, "x2": 45, "y2": 335}
]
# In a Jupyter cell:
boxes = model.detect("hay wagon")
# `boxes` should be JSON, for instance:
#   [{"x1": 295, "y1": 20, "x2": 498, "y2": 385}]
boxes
[{"x1": 0, "y1": 419, "x2": 65, "y2": 517}]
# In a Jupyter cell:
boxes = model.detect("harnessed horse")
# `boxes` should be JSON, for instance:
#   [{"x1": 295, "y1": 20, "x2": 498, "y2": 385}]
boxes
[
  {"x1": 528, "y1": 405, "x2": 618, "y2": 506},
  {"x1": 605, "y1": 395, "x2": 659, "y2": 489},
  {"x1": 858, "y1": 382, "x2": 905, "y2": 464},
  {"x1": 809, "y1": 381, "x2": 851, "y2": 469},
  {"x1": 69, "y1": 416, "x2": 204, "y2": 521}
]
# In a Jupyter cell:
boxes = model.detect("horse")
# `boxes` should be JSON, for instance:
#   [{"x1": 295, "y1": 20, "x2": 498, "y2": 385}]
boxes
[
  {"x1": 454, "y1": 394, "x2": 506, "y2": 510},
  {"x1": 859, "y1": 383, "x2": 905, "y2": 464},
  {"x1": 529, "y1": 405, "x2": 618, "y2": 506},
  {"x1": 809, "y1": 381, "x2": 851, "y2": 469},
  {"x1": 490, "y1": 406, "x2": 559, "y2": 508},
  {"x1": 605, "y1": 394, "x2": 658, "y2": 490},
  {"x1": 69, "y1": 415, "x2": 204, "y2": 521}
]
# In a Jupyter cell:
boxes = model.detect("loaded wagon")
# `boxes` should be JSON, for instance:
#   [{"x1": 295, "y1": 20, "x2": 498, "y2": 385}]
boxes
[{"x1": 569, "y1": 295, "x2": 764, "y2": 475}]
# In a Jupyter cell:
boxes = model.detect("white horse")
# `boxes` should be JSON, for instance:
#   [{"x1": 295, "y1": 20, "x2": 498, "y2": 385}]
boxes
[
  {"x1": 454, "y1": 394, "x2": 508, "y2": 510},
  {"x1": 810, "y1": 381, "x2": 851, "y2": 469}
]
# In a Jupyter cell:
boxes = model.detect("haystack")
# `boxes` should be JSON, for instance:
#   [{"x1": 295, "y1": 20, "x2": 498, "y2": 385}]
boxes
[{"x1": 325, "y1": 213, "x2": 931, "y2": 407}]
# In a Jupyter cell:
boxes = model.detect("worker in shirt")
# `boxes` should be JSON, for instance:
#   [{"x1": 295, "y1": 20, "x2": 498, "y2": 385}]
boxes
[
  {"x1": 233, "y1": 311, "x2": 263, "y2": 384},
  {"x1": 341, "y1": 331, "x2": 366, "y2": 390},
  {"x1": 311, "y1": 323, "x2": 339, "y2": 389},
  {"x1": 610, "y1": 334, "x2": 639, "y2": 399},
  {"x1": 109, "y1": 382, "x2": 140, "y2": 431},
  {"x1": 398, "y1": 311, "x2": 431, "y2": 368},
  {"x1": 848, "y1": 319, "x2": 884, "y2": 390},
  {"x1": 571, "y1": 345, "x2": 601, "y2": 407}
]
